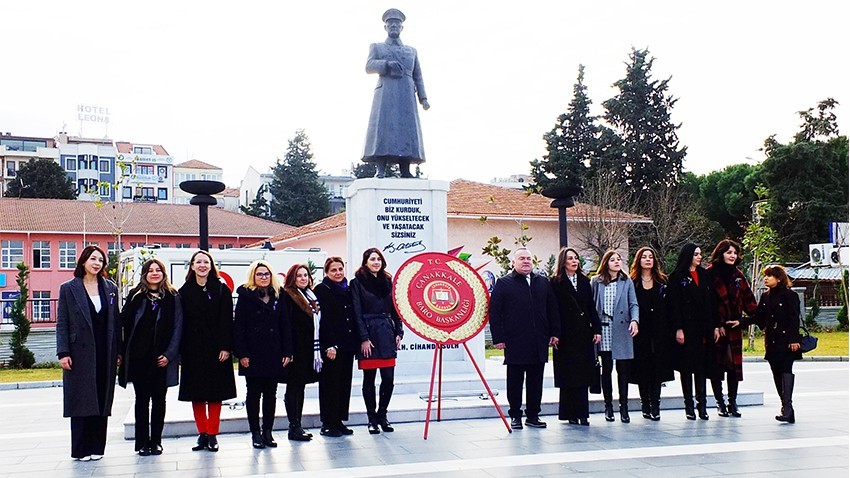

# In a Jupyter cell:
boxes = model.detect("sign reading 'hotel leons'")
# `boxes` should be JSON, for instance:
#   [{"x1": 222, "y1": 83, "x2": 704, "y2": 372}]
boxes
[{"x1": 393, "y1": 252, "x2": 489, "y2": 345}]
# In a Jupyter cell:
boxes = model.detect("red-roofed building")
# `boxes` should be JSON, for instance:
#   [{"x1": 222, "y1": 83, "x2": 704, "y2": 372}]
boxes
[
  {"x1": 250, "y1": 179, "x2": 650, "y2": 276},
  {"x1": 113, "y1": 141, "x2": 176, "y2": 203},
  {"x1": 0, "y1": 198, "x2": 292, "y2": 329},
  {"x1": 173, "y1": 159, "x2": 225, "y2": 205}
]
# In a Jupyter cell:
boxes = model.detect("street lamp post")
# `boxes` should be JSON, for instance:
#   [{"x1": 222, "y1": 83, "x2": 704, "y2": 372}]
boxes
[
  {"x1": 541, "y1": 184, "x2": 582, "y2": 249},
  {"x1": 180, "y1": 180, "x2": 225, "y2": 251}
]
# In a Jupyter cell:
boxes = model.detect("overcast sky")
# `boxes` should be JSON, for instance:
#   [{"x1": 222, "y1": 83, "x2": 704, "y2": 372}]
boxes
[{"x1": 2, "y1": 1, "x2": 846, "y2": 187}]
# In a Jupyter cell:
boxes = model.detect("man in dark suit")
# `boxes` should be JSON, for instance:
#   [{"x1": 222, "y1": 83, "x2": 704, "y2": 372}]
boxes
[{"x1": 489, "y1": 248, "x2": 560, "y2": 429}]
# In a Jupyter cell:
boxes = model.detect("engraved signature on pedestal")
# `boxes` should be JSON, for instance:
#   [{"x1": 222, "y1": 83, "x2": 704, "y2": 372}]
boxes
[{"x1": 383, "y1": 240, "x2": 426, "y2": 254}]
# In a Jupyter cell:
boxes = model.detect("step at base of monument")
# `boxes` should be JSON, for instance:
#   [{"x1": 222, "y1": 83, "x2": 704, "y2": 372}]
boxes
[{"x1": 123, "y1": 390, "x2": 763, "y2": 439}]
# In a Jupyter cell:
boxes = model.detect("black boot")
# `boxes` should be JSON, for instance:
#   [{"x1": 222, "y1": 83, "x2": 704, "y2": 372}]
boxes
[
  {"x1": 192, "y1": 433, "x2": 208, "y2": 451},
  {"x1": 262, "y1": 428, "x2": 279, "y2": 447},
  {"x1": 727, "y1": 379, "x2": 741, "y2": 417},
  {"x1": 206, "y1": 434, "x2": 219, "y2": 452},
  {"x1": 715, "y1": 397, "x2": 729, "y2": 417},
  {"x1": 638, "y1": 383, "x2": 651, "y2": 419},
  {"x1": 377, "y1": 377, "x2": 395, "y2": 432},
  {"x1": 376, "y1": 160, "x2": 387, "y2": 178},
  {"x1": 604, "y1": 401, "x2": 615, "y2": 422},
  {"x1": 776, "y1": 373, "x2": 795, "y2": 423},
  {"x1": 711, "y1": 378, "x2": 728, "y2": 416},
  {"x1": 367, "y1": 413, "x2": 381, "y2": 434},
  {"x1": 681, "y1": 373, "x2": 696, "y2": 420},
  {"x1": 399, "y1": 160, "x2": 414, "y2": 178},
  {"x1": 251, "y1": 431, "x2": 265, "y2": 449},
  {"x1": 695, "y1": 377, "x2": 709, "y2": 420},
  {"x1": 650, "y1": 400, "x2": 661, "y2": 421},
  {"x1": 619, "y1": 404, "x2": 631, "y2": 423}
]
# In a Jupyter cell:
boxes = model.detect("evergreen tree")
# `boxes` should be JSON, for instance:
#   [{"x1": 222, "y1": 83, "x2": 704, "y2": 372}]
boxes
[
  {"x1": 9, "y1": 263, "x2": 35, "y2": 368},
  {"x1": 762, "y1": 99, "x2": 848, "y2": 260},
  {"x1": 4, "y1": 158, "x2": 76, "y2": 199},
  {"x1": 600, "y1": 48, "x2": 687, "y2": 203},
  {"x1": 268, "y1": 130, "x2": 331, "y2": 227},
  {"x1": 531, "y1": 64, "x2": 597, "y2": 192},
  {"x1": 240, "y1": 183, "x2": 271, "y2": 219}
]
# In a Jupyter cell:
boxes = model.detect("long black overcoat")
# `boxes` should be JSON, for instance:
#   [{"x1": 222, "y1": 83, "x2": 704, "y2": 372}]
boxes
[
  {"x1": 350, "y1": 272, "x2": 404, "y2": 360},
  {"x1": 551, "y1": 274, "x2": 601, "y2": 388},
  {"x1": 118, "y1": 290, "x2": 183, "y2": 388},
  {"x1": 667, "y1": 268, "x2": 717, "y2": 375},
  {"x1": 314, "y1": 278, "x2": 358, "y2": 354},
  {"x1": 178, "y1": 279, "x2": 237, "y2": 402},
  {"x1": 489, "y1": 271, "x2": 560, "y2": 365},
  {"x1": 630, "y1": 283, "x2": 675, "y2": 384},
  {"x1": 56, "y1": 277, "x2": 121, "y2": 417},
  {"x1": 280, "y1": 287, "x2": 320, "y2": 385},
  {"x1": 233, "y1": 286, "x2": 292, "y2": 379}
]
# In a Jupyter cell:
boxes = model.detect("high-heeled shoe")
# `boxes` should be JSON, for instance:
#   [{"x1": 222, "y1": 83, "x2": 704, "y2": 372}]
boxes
[
  {"x1": 604, "y1": 403, "x2": 615, "y2": 422},
  {"x1": 727, "y1": 399, "x2": 742, "y2": 417},
  {"x1": 251, "y1": 431, "x2": 265, "y2": 449},
  {"x1": 192, "y1": 433, "x2": 209, "y2": 451},
  {"x1": 206, "y1": 434, "x2": 219, "y2": 452},
  {"x1": 619, "y1": 405, "x2": 631, "y2": 423},
  {"x1": 368, "y1": 418, "x2": 381, "y2": 434},
  {"x1": 378, "y1": 417, "x2": 394, "y2": 432},
  {"x1": 262, "y1": 429, "x2": 279, "y2": 447}
]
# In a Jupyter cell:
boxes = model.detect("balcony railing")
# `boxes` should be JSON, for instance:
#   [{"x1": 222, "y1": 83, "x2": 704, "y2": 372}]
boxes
[{"x1": 0, "y1": 298, "x2": 58, "y2": 325}]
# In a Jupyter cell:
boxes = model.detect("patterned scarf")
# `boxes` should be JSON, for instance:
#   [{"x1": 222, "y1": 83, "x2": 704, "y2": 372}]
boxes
[{"x1": 298, "y1": 288, "x2": 323, "y2": 373}]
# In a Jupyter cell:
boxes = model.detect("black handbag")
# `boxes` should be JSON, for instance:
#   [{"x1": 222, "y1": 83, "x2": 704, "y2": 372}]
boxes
[
  {"x1": 798, "y1": 324, "x2": 818, "y2": 353},
  {"x1": 589, "y1": 356, "x2": 602, "y2": 394}
]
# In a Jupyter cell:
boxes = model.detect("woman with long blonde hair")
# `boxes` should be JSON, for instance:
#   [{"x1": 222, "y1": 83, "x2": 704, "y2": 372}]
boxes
[{"x1": 233, "y1": 260, "x2": 292, "y2": 449}]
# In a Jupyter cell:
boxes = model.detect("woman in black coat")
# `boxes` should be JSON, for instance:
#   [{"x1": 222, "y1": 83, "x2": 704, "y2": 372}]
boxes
[
  {"x1": 628, "y1": 246, "x2": 675, "y2": 421},
  {"x1": 667, "y1": 243, "x2": 717, "y2": 421},
  {"x1": 233, "y1": 260, "x2": 292, "y2": 449},
  {"x1": 313, "y1": 256, "x2": 358, "y2": 437},
  {"x1": 550, "y1": 247, "x2": 601, "y2": 426},
  {"x1": 281, "y1": 263, "x2": 322, "y2": 442},
  {"x1": 741, "y1": 266, "x2": 802, "y2": 423},
  {"x1": 178, "y1": 250, "x2": 236, "y2": 452},
  {"x1": 56, "y1": 245, "x2": 120, "y2": 461},
  {"x1": 351, "y1": 248, "x2": 404, "y2": 434},
  {"x1": 119, "y1": 258, "x2": 183, "y2": 456}
]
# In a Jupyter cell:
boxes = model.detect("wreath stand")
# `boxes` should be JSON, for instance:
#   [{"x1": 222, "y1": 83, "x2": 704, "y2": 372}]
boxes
[{"x1": 422, "y1": 342, "x2": 511, "y2": 439}]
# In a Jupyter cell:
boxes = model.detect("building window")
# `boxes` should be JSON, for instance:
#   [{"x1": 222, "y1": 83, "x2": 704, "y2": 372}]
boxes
[
  {"x1": 78, "y1": 178, "x2": 97, "y2": 195},
  {"x1": 122, "y1": 187, "x2": 132, "y2": 199},
  {"x1": 139, "y1": 187, "x2": 154, "y2": 198},
  {"x1": 32, "y1": 291, "x2": 51, "y2": 322},
  {"x1": 77, "y1": 154, "x2": 91, "y2": 170},
  {"x1": 59, "y1": 242, "x2": 77, "y2": 269},
  {"x1": 218, "y1": 243, "x2": 234, "y2": 250},
  {"x1": 5, "y1": 161, "x2": 16, "y2": 177},
  {"x1": 99, "y1": 160, "x2": 110, "y2": 173},
  {"x1": 1, "y1": 240, "x2": 24, "y2": 268},
  {"x1": 99, "y1": 183, "x2": 110, "y2": 197},
  {"x1": 157, "y1": 188, "x2": 168, "y2": 200},
  {"x1": 32, "y1": 241, "x2": 51, "y2": 269},
  {"x1": 108, "y1": 242, "x2": 124, "y2": 255},
  {"x1": 158, "y1": 243, "x2": 170, "y2": 248},
  {"x1": 66, "y1": 157, "x2": 77, "y2": 171},
  {"x1": 175, "y1": 243, "x2": 191, "y2": 249},
  {"x1": 129, "y1": 242, "x2": 145, "y2": 249},
  {"x1": 136, "y1": 164, "x2": 154, "y2": 175},
  {"x1": 133, "y1": 146, "x2": 153, "y2": 155}
]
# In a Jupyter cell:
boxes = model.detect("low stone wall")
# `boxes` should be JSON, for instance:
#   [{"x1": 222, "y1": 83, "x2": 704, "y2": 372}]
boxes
[{"x1": 0, "y1": 328, "x2": 58, "y2": 365}]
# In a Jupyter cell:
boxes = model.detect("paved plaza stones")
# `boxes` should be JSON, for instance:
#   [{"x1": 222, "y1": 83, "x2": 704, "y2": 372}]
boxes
[{"x1": 0, "y1": 360, "x2": 846, "y2": 477}]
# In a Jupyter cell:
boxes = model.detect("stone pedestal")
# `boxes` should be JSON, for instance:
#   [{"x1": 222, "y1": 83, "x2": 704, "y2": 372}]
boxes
[{"x1": 346, "y1": 178, "x2": 485, "y2": 375}]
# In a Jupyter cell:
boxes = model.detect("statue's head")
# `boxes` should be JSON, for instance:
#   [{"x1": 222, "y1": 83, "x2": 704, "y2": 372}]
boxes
[{"x1": 382, "y1": 8, "x2": 405, "y2": 38}]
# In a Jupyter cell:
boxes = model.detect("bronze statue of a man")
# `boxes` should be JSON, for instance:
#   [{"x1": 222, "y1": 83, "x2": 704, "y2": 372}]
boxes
[{"x1": 362, "y1": 8, "x2": 429, "y2": 178}]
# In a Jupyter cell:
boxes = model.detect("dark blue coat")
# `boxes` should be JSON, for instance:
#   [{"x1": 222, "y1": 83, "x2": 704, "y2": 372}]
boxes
[
  {"x1": 351, "y1": 272, "x2": 404, "y2": 361},
  {"x1": 489, "y1": 271, "x2": 560, "y2": 365},
  {"x1": 233, "y1": 286, "x2": 292, "y2": 379}
]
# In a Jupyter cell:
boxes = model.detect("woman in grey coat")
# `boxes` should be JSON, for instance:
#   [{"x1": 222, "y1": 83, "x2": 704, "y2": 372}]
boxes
[
  {"x1": 56, "y1": 245, "x2": 121, "y2": 461},
  {"x1": 591, "y1": 250, "x2": 639, "y2": 423},
  {"x1": 118, "y1": 259, "x2": 183, "y2": 456}
]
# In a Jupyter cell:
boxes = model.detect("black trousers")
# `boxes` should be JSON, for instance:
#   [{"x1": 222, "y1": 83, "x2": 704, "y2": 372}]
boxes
[
  {"x1": 558, "y1": 386, "x2": 589, "y2": 421},
  {"x1": 132, "y1": 379, "x2": 168, "y2": 450},
  {"x1": 70, "y1": 416, "x2": 108, "y2": 458},
  {"x1": 599, "y1": 352, "x2": 631, "y2": 406},
  {"x1": 769, "y1": 355, "x2": 795, "y2": 397},
  {"x1": 285, "y1": 381, "x2": 307, "y2": 427},
  {"x1": 506, "y1": 363, "x2": 544, "y2": 419},
  {"x1": 245, "y1": 376, "x2": 278, "y2": 432},
  {"x1": 362, "y1": 366, "x2": 395, "y2": 419},
  {"x1": 319, "y1": 351, "x2": 354, "y2": 426}
]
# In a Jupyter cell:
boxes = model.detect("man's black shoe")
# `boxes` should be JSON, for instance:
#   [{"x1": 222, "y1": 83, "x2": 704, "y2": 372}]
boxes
[
  {"x1": 510, "y1": 418, "x2": 523, "y2": 429},
  {"x1": 525, "y1": 417, "x2": 547, "y2": 428}
]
